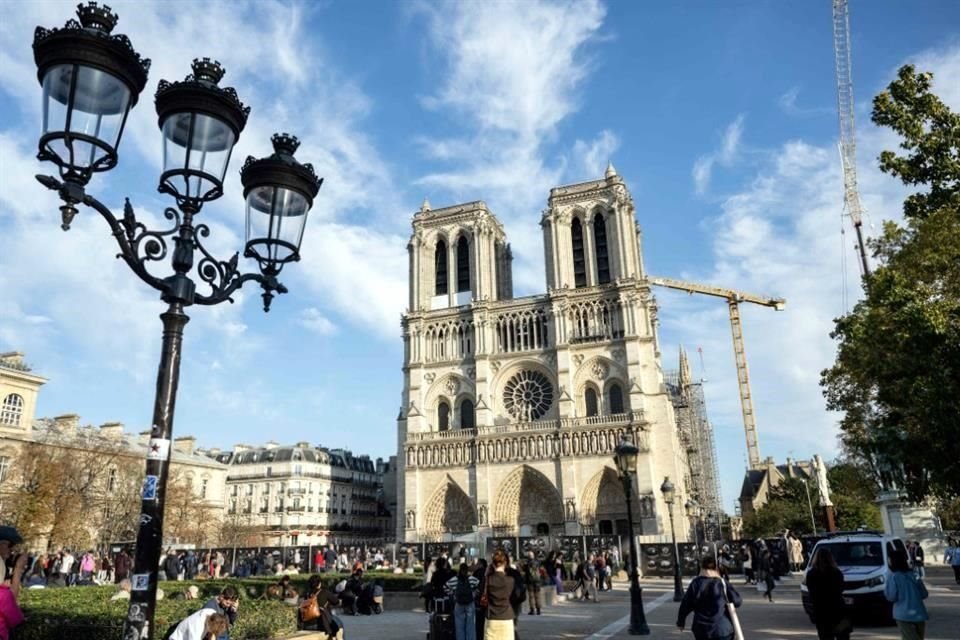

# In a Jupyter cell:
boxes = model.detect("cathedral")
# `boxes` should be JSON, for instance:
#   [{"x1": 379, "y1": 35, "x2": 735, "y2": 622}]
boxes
[{"x1": 396, "y1": 164, "x2": 692, "y2": 544}]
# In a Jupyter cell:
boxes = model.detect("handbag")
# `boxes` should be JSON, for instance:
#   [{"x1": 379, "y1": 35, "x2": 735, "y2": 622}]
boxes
[
  {"x1": 720, "y1": 579, "x2": 745, "y2": 640},
  {"x1": 299, "y1": 594, "x2": 322, "y2": 623}
]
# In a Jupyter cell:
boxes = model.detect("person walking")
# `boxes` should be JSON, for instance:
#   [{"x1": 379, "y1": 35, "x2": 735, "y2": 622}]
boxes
[
  {"x1": 946, "y1": 538, "x2": 960, "y2": 584},
  {"x1": 484, "y1": 550, "x2": 515, "y2": 640},
  {"x1": 676, "y1": 556, "x2": 742, "y2": 640},
  {"x1": 742, "y1": 544, "x2": 754, "y2": 584},
  {"x1": 789, "y1": 535, "x2": 804, "y2": 573},
  {"x1": 759, "y1": 545, "x2": 776, "y2": 602},
  {"x1": 805, "y1": 549, "x2": 851, "y2": 640},
  {"x1": 573, "y1": 558, "x2": 590, "y2": 601},
  {"x1": 885, "y1": 549, "x2": 929, "y2": 640},
  {"x1": 447, "y1": 562, "x2": 480, "y2": 640},
  {"x1": 0, "y1": 527, "x2": 26, "y2": 640},
  {"x1": 911, "y1": 542, "x2": 925, "y2": 579},
  {"x1": 114, "y1": 549, "x2": 131, "y2": 584},
  {"x1": 522, "y1": 562, "x2": 541, "y2": 615},
  {"x1": 473, "y1": 558, "x2": 488, "y2": 640}
]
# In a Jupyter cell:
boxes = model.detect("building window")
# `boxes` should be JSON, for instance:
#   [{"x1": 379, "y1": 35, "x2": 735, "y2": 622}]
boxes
[
  {"x1": 291, "y1": 534, "x2": 299, "y2": 546},
  {"x1": 593, "y1": 213, "x2": 610, "y2": 284},
  {"x1": 571, "y1": 218, "x2": 586, "y2": 288},
  {"x1": 0, "y1": 456, "x2": 9, "y2": 483},
  {"x1": 107, "y1": 468, "x2": 117, "y2": 492},
  {"x1": 294, "y1": 464, "x2": 303, "y2": 476},
  {"x1": 456, "y1": 235, "x2": 470, "y2": 293},
  {"x1": 246, "y1": 484, "x2": 253, "y2": 496},
  {"x1": 200, "y1": 478, "x2": 209, "y2": 499},
  {"x1": 230, "y1": 485, "x2": 238, "y2": 497},
  {"x1": 502, "y1": 370, "x2": 554, "y2": 421},
  {"x1": 438, "y1": 401, "x2": 450, "y2": 432},
  {"x1": 435, "y1": 239, "x2": 448, "y2": 295},
  {"x1": 0, "y1": 394, "x2": 24, "y2": 427},
  {"x1": 585, "y1": 387, "x2": 599, "y2": 417},
  {"x1": 260, "y1": 497, "x2": 269, "y2": 513},
  {"x1": 608, "y1": 383, "x2": 624, "y2": 414},
  {"x1": 460, "y1": 399, "x2": 475, "y2": 429}
]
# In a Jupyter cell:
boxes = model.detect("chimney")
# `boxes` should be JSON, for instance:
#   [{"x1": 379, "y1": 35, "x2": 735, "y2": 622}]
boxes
[
  {"x1": 209, "y1": 447, "x2": 221, "y2": 456},
  {"x1": 139, "y1": 431, "x2": 152, "y2": 446},
  {"x1": 264, "y1": 440, "x2": 279, "y2": 450},
  {"x1": 173, "y1": 436, "x2": 196, "y2": 456},
  {"x1": 53, "y1": 414, "x2": 80, "y2": 435},
  {"x1": 296, "y1": 441, "x2": 310, "y2": 449},
  {"x1": 786, "y1": 457, "x2": 795, "y2": 478},
  {"x1": 98, "y1": 422, "x2": 124, "y2": 440},
  {"x1": 234, "y1": 444, "x2": 249, "y2": 453}
]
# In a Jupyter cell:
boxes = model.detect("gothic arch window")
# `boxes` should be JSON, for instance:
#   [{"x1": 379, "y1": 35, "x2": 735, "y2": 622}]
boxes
[
  {"x1": 585, "y1": 387, "x2": 599, "y2": 417},
  {"x1": 435, "y1": 239, "x2": 448, "y2": 295},
  {"x1": 608, "y1": 383, "x2": 624, "y2": 414},
  {"x1": 456, "y1": 235, "x2": 470, "y2": 293},
  {"x1": 460, "y1": 399, "x2": 475, "y2": 429},
  {"x1": 438, "y1": 400, "x2": 450, "y2": 432},
  {"x1": 593, "y1": 212, "x2": 610, "y2": 284},
  {"x1": 0, "y1": 394, "x2": 24, "y2": 427},
  {"x1": 571, "y1": 217, "x2": 586, "y2": 288}
]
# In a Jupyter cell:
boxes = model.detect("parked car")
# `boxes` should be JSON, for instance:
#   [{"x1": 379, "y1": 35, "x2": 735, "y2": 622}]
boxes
[{"x1": 800, "y1": 531, "x2": 905, "y2": 624}]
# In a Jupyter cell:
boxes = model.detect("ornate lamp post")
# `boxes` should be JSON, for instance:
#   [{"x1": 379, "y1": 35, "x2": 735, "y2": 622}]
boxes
[
  {"x1": 660, "y1": 477, "x2": 683, "y2": 602},
  {"x1": 614, "y1": 438, "x2": 650, "y2": 635},
  {"x1": 685, "y1": 499, "x2": 702, "y2": 562},
  {"x1": 32, "y1": 6, "x2": 322, "y2": 639}
]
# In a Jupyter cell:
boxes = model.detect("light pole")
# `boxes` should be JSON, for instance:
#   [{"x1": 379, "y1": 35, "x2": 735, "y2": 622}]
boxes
[
  {"x1": 614, "y1": 438, "x2": 650, "y2": 635},
  {"x1": 32, "y1": 6, "x2": 322, "y2": 639},
  {"x1": 685, "y1": 499, "x2": 702, "y2": 563},
  {"x1": 660, "y1": 477, "x2": 683, "y2": 602}
]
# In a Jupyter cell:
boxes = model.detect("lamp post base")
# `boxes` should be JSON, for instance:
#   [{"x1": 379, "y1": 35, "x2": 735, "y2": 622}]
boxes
[{"x1": 628, "y1": 580, "x2": 650, "y2": 635}]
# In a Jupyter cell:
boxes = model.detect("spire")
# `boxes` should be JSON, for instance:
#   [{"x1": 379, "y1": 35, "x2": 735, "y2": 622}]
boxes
[
  {"x1": 420, "y1": 197, "x2": 431, "y2": 213},
  {"x1": 679, "y1": 345, "x2": 692, "y2": 386},
  {"x1": 605, "y1": 160, "x2": 617, "y2": 179}
]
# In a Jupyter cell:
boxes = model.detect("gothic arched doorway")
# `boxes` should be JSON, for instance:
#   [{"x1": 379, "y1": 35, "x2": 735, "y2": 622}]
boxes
[{"x1": 493, "y1": 465, "x2": 564, "y2": 535}]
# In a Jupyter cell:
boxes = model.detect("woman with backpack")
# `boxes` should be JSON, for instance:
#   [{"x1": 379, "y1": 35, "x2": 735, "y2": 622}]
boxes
[
  {"x1": 885, "y1": 549, "x2": 929, "y2": 640},
  {"x1": 447, "y1": 562, "x2": 480, "y2": 640},
  {"x1": 676, "y1": 556, "x2": 743, "y2": 640},
  {"x1": 298, "y1": 575, "x2": 341, "y2": 639},
  {"x1": 522, "y1": 562, "x2": 541, "y2": 615},
  {"x1": 805, "y1": 549, "x2": 851, "y2": 640}
]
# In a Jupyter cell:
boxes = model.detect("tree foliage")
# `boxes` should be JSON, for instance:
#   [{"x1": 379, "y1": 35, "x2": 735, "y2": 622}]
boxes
[{"x1": 821, "y1": 65, "x2": 960, "y2": 501}]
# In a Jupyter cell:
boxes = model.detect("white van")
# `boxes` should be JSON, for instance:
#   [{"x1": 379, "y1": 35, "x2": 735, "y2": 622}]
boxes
[{"x1": 800, "y1": 531, "x2": 906, "y2": 624}]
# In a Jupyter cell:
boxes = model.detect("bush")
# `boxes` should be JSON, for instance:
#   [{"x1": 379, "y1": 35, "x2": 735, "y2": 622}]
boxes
[{"x1": 18, "y1": 573, "x2": 424, "y2": 640}]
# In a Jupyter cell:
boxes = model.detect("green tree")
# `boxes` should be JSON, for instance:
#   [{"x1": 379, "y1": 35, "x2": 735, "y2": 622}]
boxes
[
  {"x1": 821, "y1": 65, "x2": 960, "y2": 501},
  {"x1": 827, "y1": 461, "x2": 882, "y2": 531},
  {"x1": 743, "y1": 477, "x2": 820, "y2": 538}
]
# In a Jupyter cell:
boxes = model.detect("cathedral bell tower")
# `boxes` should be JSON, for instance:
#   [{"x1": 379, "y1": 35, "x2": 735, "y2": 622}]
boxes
[{"x1": 407, "y1": 200, "x2": 513, "y2": 312}]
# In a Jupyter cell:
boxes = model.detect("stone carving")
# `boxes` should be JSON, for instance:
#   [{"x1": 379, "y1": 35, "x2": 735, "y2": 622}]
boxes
[
  {"x1": 612, "y1": 348, "x2": 626, "y2": 363},
  {"x1": 502, "y1": 370, "x2": 554, "y2": 421},
  {"x1": 591, "y1": 361, "x2": 608, "y2": 380},
  {"x1": 466, "y1": 367, "x2": 476, "y2": 380},
  {"x1": 491, "y1": 360, "x2": 502, "y2": 372},
  {"x1": 406, "y1": 509, "x2": 416, "y2": 529},
  {"x1": 572, "y1": 354, "x2": 584, "y2": 367},
  {"x1": 565, "y1": 499, "x2": 577, "y2": 521},
  {"x1": 424, "y1": 372, "x2": 436, "y2": 384},
  {"x1": 478, "y1": 504, "x2": 488, "y2": 525},
  {"x1": 493, "y1": 465, "x2": 565, "y2": 529},
  {"x1": 445, "y1": 377, "x2": 460, "y2": 396},
  {"x1": 424, "y1": 478, "x2": 477, "y2": 534}
]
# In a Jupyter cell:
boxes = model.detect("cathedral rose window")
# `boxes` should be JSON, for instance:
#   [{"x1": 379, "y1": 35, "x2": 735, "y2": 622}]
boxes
[{"x1": 503, "y1": 370, "x2": 554, "y2": 421}]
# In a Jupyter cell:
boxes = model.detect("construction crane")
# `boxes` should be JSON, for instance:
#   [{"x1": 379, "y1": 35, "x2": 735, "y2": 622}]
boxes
[
  {"x1": 649, "y1": 276, "x2": 785, "y2": 470},
  {"x1": 832, "y1": 0, "x2": 871, "y2": 277}
]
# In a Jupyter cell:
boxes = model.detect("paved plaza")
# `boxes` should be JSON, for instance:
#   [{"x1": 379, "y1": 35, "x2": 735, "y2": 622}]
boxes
[{"x1": 341, "y1": 569, "x2": 959, "y2": 640}]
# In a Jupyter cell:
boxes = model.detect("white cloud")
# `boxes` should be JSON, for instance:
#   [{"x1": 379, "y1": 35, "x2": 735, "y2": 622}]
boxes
[
  {"x1": 572, "y1": 130, "x2": 620, "y2": 180},
  {"x1": 778, "y1": 86, "x2": 833, "y2": 117},
  {"x1": 693, "y1": 114, "x2": 745, "y2": 195},
  {"x1": 298, "y1": 308, "x2": 337, "y2": 335}
]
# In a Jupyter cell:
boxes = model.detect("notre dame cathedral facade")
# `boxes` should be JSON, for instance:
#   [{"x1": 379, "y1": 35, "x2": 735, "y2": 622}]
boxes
[{"x1": 396, "y1": 165, "x2": 692, "y2": 543}]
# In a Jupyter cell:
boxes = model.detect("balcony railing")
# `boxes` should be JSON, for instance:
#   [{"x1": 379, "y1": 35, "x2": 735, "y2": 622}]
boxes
[
  {"x1": 407, "y1": 411, "x2": 644, "y2": 442},
  {"x1": 286, "y1": 505, "x2": 305, "y2": 513},
  {"x1": 287, "y1": 487, "x2": 306, "y2": 495}
]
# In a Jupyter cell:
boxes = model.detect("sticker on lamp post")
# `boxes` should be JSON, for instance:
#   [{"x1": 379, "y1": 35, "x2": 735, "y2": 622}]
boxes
[
  {"x1": 131, "y1": 574, "x2": 150, "y2": 591},
  {"x1": 146, "y1": 438, "x2": 171, "y2": 460},
  {"x1": 142, "y1": 475, "x2": 159, "y2": 500}
]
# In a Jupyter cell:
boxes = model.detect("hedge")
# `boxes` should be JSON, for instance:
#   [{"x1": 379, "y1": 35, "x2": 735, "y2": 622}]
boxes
[{"x1": 17, "y1": 573, "x2": 422, "y2": 640}]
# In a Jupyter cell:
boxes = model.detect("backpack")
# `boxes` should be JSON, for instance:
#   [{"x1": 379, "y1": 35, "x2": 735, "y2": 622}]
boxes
[{"x1": 455, "y1": 576, "x2": 474, "y2": 605}]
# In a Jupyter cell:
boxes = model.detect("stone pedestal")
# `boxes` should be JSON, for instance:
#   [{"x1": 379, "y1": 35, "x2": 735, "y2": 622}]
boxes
[{"x1": 877, "y1": 490, "x2": 946, "y2": 559}]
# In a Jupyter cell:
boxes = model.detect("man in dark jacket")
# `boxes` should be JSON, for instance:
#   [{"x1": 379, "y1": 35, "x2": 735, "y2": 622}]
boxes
[
  {"x1": 486, "y1": 550, "x2": 516, "y2": 639},
  {"x1": 677, "y1": 557, "x2": 742, "y2": 640},
  {"x1": 163, "y1": 550, "x2": 181, "y2": 581},
  {"x1": 505, "y1": 558, "x2": 525, "y2": 639},
  {"x1": 203, "y1": 586, "x2": 240, "y2": 640},
  {"x1": 473, "y1": 558, "x2": 488, "y2": 640}
]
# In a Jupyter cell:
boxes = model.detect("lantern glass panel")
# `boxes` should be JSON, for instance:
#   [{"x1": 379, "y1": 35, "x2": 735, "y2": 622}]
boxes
[
  {"x1": 245, "y1": 185, "x2": 309, "y2": 263},
  {"x1": 42, "y1": 64, "x2": 131, "y2": 169},
  {"x1": 161, "y1": 112, "x2": 235, "y2": 200}
]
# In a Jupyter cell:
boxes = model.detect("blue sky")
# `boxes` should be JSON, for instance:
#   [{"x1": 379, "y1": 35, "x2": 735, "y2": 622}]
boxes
[{"x1": 1, "y1": 1, "x2": 957, "y2": 512}]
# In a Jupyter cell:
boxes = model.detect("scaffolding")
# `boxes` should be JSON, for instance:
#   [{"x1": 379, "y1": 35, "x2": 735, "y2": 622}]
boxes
[{"x1": 664, "y1": 347, "x2": 722, "y2": 518}]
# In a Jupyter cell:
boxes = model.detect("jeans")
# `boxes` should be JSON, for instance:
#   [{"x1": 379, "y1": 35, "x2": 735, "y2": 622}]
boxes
[
  {"x1": 454, "y1": 603, "x2": 476, "y2": 640},
  {"x1": 895, "y1": 620, "x2": 925, "y2": 640}
]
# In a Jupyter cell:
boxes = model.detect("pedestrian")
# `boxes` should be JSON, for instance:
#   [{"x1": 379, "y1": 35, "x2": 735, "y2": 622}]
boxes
[
  {"x1": 594, "y1": 553, "x2": 606, "y2": 592},
  {"x1": 473, "y1": 558, "x2": 488, "y2": 640},
  {"x1": 573, "y1": 558, "x2": 589, "y2": 600},
  {"x1": 742, "y1": 544, "x2": 754, "y2": 585},
  {"x1": 114, "y1": 549, "x2": 131, "y2": 584},
  {"x1": 805, "y1": 548, "x2": 851, "y2": 640},
  {"x1": 522, "y1": 562, "x2": 541, "y2": 615},
  {"x1": 164, "y1": 549, "x2": 181, "y2": 582},
  {"x1": 447, "y1": 562, "x2": 480, "y2": 640},
  {"x1": 759, "y1": 545, "x2": 776, "y2": 602},
  {"x1": 553, "y1": 554, "x2": 564, "y2": 596},
  {"x1": 911, "y1": 542, "x2": 925, "y2": 579},
  {"x1": 0, "y1": 526, "x2": 26, "y2": 640},
  {"x1": 946, "y1": 538, "x2": 960, "y2": 584},
  {"x1": 202, "y1": 586, "x2": 240, "y2": 640},
  {"x1": 676, "y1": 556, "x2": 742, "y2": 640},
  {"x1": 484, "y1": 550, "x2": 515, "y2": 640},
  {"x1": 298, "y1": 574, "x2": 340, "y2": 638},
  {"x1": 884, "y1": 549, "x2": 928, "y2": 640},
  {"x1": 789, "y1": 535, "x2": 804, "y2": 573},
  {"x1": 79, "y1": 550, "x2": 96, "y2": 582},
  {"x1": 505, "y1": 557, "x2": 525, "y2": 639}
]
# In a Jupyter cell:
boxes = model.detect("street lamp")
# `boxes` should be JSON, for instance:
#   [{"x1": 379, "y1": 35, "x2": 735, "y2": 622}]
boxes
[
  {"x1": 614, "y1": 437, "x2": 650, "y2": 635},
  {"x1": 660, "y1": 477, "x2": 683, "y2": 602},
  {"x1": 32, "y1": 6, "x2": 323, "y2": 640},
  {"x1": 685, "y1": 499, "x2": 702, "y2": 563}
]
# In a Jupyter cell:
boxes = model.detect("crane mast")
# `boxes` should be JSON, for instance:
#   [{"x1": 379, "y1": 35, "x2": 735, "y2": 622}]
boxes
[
  {"x1": 833, "y1": 0, "x2": 871, "y2": 277},
  {"x1": 649, "y1": 276, "x2": 785, "y2": 470}
]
